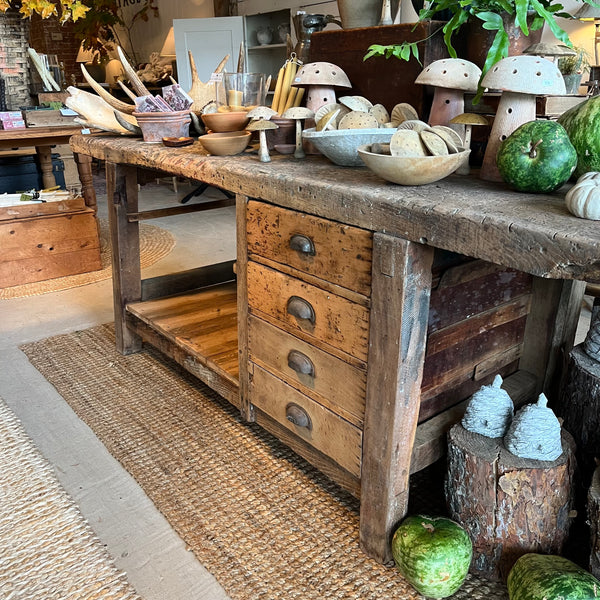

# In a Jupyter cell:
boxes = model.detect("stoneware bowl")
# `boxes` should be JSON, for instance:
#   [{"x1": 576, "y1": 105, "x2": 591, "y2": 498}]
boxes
[
  {"x1": 357, "y1": 144, "x2": 471, "y2": 185},
  {"x1": 302, "y1": 127, "x2": 395, "y2": 167},
  {"x1": 200, "y1": 111, "x2": 250, "y2": 133},
  {"x1": 199, "y1": 131, "x2": 252, "y2": 156}
]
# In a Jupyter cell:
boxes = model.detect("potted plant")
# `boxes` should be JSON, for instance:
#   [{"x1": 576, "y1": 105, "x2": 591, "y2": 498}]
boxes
[
  {"x1": 365, "y1": 0, "x2": 597, "y2": 88},
  {"x1": 557, "y1": 45, "x2": 591, "y2": 94}
]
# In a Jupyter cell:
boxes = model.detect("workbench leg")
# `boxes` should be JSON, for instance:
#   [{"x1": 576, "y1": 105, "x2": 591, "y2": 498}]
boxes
[
  {"x1": 73, "y1": 151, "x2": 98, "y2": 210},
  {"x1": 519, "y1": 277, "x2": 586, "y2": 402},
  {"x1": 360, "y1": 233, "x2": 434, "y2": 563},
  {"x1": 35, "y1": 145, "x2": 56, "y2": 189},
  {"x1": 105, "y1": 161, "x2": 143, "y2": 354}
]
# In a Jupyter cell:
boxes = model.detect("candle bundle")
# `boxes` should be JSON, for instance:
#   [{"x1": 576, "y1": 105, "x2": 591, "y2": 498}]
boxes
[{"x1": 271, "y1": 56, "x2": 304, "y2": 116}]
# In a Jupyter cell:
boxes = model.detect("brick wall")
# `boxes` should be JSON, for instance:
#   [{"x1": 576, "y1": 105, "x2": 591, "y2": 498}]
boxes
[{"x1": 0, "y1": 11, "x2": 31, "y2": 110}]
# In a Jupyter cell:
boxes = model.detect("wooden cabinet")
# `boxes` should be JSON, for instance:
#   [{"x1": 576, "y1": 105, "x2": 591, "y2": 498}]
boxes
[{"x1": 244, "y1": 200, "x2": 370, "y2": 488}]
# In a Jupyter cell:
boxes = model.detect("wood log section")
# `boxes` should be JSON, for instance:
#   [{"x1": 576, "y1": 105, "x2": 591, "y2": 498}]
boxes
[
  {"x1": 445, "y1": 423, "x2": 576, "y2": 581},
  {"x1": 588, "y1": 466, "x2": 600, "y2": 578},
  {"x1": 559, "y1": 344, "x2": 600, "y2": 488}
]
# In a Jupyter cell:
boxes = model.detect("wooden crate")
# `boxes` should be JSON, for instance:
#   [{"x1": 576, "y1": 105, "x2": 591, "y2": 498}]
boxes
[{"x1": 0, "y1": 197, "x2": 102, "y2": 287}]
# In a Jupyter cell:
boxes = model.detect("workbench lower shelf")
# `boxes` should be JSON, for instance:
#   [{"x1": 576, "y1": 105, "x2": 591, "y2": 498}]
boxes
[{"x1": 125, "y1": 281, "x2": 240, "y2": 407}]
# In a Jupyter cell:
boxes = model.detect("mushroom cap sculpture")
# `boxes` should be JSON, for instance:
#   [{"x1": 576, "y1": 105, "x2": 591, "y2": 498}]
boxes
[
  {"x1": 480, "y1": 55, "x2": 565, "y2": 182},
  {"x1": 448, "y1": 112, "x2": 489, "y2": 174},
  {"x1": 415, "y1": 59, "x2": 481, "y2": 128},
  {"x1": 246, "y1": 119, "x2": 278, "y2": 162},
  {"x1": 282, "y1": 106, "x2": 314, "y2": 159},
  {"x1": 291, "y1": 61, "x2": 352, "y2": 113}
]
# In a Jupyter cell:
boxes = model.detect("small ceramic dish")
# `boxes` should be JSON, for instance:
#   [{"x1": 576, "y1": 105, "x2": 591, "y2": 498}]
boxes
[
  {"x1": 199, "y1": 131, "x2": 252, "y2": 156},
  {"x1": 162, "y1": 136, "x2": 194, "y2": 147},
  {"x1": 357, "y1": 144, "x2": 470, "y2": 185},
  {"x1": 273, "y1": 144, "x2": 296, "y2": 155},
  {"x1": 200, "y1": 111, "x2": 250, "y2": 133}
]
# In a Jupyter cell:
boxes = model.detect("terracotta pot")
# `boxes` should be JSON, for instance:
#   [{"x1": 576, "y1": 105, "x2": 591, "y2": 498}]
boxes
[{"x1": 462, "y1": 14, "x2": 543, "y2": 70}]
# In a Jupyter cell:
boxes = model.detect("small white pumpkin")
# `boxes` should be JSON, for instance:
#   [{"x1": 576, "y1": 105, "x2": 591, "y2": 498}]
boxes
[{"x1": 565, "y1": 171, "x2": 600, "y2": 220}]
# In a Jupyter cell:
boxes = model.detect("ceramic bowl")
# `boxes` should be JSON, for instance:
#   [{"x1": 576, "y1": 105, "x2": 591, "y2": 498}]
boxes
[
  {"x1": 302, "y1": 127, "x2": 395, "y2": 167},
  {"x1": 357, "y1": 144, "x2": 471, "y2": 185},
  {"x1": 199, "y1": 131, "x2": 252, "y2": 156},
  {"x1": 200, "y1": 111, "x2": 250, "y2": 133}
]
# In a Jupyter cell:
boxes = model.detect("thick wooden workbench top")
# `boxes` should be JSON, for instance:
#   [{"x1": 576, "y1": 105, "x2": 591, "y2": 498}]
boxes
[{"x1": 71, "y1": 134, "x2": 600, "y2": 283}]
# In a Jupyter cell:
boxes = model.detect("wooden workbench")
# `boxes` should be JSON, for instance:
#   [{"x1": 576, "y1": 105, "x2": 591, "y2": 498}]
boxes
[{"x1": 71, "y1": 133, "x2": 599, "y2": 563}]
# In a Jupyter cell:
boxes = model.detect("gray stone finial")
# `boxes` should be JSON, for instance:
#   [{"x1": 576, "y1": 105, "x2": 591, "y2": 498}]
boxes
[
  {"x1": 461, "y1": 374, "x2": 514, "y2": 438},
  {"x1": 503, "y1": 393, "x2": 563, "y2": 461}
]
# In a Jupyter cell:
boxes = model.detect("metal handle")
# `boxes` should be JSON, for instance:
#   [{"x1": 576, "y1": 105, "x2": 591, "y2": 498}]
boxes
[
  {"x1": 289, "y1": 234, "x2": 315, "y2": 256},
  {"x1": 286, "y1": 403, "x2": 312, "y2": 429},
  {"x1": 287, "y1": 296, "x2": 315, "y2": 324},
  {"x1": 287, "y1": 350, "x2": 315, "y2": 377}
]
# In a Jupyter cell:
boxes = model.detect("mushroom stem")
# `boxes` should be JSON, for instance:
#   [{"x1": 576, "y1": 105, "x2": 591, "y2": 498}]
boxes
[
  {"x1": 481, "y1": 91, "x2": 536, "y2": 182},
  {"x1": 294, "y1": 119, "x2": 305, "y2": 159},
  {"x1": 428, "y1": 88, "x2": 465, "y2": 128},
  {"x1": 455, "y1": 124, "x2": 472, "y2": 175},
  {"x1": 257, "y1": 130, "x2": 271, "y2": 162}
]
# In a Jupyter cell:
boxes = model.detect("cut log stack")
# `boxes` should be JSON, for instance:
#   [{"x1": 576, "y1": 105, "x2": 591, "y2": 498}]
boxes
[{"x1": 445, "y1": 423, "x2": 576, "y2": 581}]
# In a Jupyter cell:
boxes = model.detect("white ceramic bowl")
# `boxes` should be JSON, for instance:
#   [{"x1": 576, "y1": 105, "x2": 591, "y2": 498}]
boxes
[
  {"x1": 302, "y1": 127, "x2": 395, "y2": 167},
  {"x1": 357, "y1": 144, "x2": 470, "y2": 185}
]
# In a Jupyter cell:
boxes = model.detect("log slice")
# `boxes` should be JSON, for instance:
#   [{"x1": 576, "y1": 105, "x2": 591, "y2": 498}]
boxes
[{"x1": 445, "y1": 423, "x2": 576, "y2": 581}]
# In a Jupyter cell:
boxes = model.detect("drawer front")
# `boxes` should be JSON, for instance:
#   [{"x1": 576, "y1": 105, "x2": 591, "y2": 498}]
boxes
[
  {"x1": 247, "y1": 261, "x2": 370, "y2": 361},
  {"x1": 248, "y1": 315, "x2": 366, "y2": 426},
  {"x1": 249, "y1": 363, "x2": 362, "y2": 478},
  {"x1": 246, "y1": 200, "x2": 373, "y2": 296}
]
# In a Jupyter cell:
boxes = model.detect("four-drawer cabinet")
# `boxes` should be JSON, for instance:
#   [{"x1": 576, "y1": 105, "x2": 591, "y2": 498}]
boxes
[{"x1": 241, "y1": 198, "x2": 533, "y2": 498}]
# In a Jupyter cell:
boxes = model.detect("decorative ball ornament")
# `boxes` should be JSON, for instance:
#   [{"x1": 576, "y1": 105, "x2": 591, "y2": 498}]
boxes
[
  {"x1": 503, "y1": 393, "x2": 563, "y2": 461},
  {"x1": 461, "y1": 374, "x2": 514, "y2": 438}
]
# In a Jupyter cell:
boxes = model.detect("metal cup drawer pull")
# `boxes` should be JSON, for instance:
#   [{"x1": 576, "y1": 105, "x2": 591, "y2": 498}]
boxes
[
  {"x1": 287, "y1": 296, "x2": 315, "y2": 324},
  {"x1": 285, "y1": 402, "x2": 312, "y2": 430},
  {"x1": 288, "y1": 233, "x2": 315, "y2": 256},
  {"x1": 287, "y1": 349, "x2": 315, "y2": 377}
]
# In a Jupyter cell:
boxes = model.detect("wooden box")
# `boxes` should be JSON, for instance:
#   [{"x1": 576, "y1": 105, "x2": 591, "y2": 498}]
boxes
[
  {"x1": 309, "y1": 22, "x2": 463, "y2": 116},
  {"x1": 0, "y1": 197, "x2": 102, "y2": 287}
]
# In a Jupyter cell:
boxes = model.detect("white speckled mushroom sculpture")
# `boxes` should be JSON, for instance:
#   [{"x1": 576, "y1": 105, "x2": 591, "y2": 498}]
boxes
[
  {"x1": 291, "y1": 62, "x2": 352, "y2": 114},
  {"x1": 480, "y1": 55, "x2": 566, "y2": 182},
  {"x1": 414, "y1": 58, "x2": 481, "y2": 128}
]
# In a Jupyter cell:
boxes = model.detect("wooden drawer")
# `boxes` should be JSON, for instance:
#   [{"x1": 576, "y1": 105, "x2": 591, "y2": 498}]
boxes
[
  {"x1": 246, "y1": 200, "x2": 373, "y2": 296},
  {"x1": 247, "y1": 261, "x2": 370, "y2": 361},
  {"x1": 248, "y1": 315, "x2": 366, "y2": 427},
  {"x1": 249, "y1": 363, "x2": 362, "y2": 478}
]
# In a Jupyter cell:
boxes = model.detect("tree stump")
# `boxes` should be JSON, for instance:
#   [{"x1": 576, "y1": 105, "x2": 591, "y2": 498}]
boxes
[
  {"x1": 445, "y1": 423, "x2": 576, "y2": 581},
  {"x1": 559, "y1": 344, "x2": 600, "y2": 489},
  {"x1": 588, "y1": 466, "x2": 600, "y2": 579}
]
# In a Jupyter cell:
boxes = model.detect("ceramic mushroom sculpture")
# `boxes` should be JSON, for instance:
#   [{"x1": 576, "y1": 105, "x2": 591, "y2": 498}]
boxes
[
  {"x1": 480, "y1": 55, "x2": 565, "y2": 182},
  {"x1": 282, "y1": 106, "x2": 314, "y2": 158},
  {"x1": 291, "y1": 61, "x2": 352, "y2": 113},
  {"x1": 246, "y1": 119, "x2": 278, "y2": 162},
  {"x1": 448, "y1": 112, "x2": 489, "y2": 174},
  {"x1": 414, "y1": 59, "x2": 481, "y2": 128}
]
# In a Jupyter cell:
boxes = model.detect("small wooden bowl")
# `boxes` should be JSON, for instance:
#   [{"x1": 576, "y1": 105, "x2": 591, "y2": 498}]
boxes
[
  {"x1": 200, "y1": 111, "x2": 250, "y2": 133},
  {"x1": 162, "y1": 136, "x2": 194, "y2": 147},
  {"x1": 199, "y1": 131, "x2": 252, "y2": 156}
]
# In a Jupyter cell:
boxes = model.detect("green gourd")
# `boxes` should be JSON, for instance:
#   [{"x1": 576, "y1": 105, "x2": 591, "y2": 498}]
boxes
[{"x1": 507, "y1": 553, "x2": 600, "y2": 599}]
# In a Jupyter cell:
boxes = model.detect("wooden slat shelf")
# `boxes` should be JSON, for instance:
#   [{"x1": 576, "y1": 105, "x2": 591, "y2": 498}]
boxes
[{"x1": 126, "y1": 282, "x2": 240, "y2": 405}]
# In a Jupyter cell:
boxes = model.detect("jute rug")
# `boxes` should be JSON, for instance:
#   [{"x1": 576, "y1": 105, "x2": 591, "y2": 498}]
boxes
[
  {"x1": 0, "y1": 219, "x2": 175, "y2": 300},
  {"x1": 21, "y1": 324, "x2": 509, "y2": 600},
  {"x1": 0, "y1": 395, "x2": 141, "y2": 599}
]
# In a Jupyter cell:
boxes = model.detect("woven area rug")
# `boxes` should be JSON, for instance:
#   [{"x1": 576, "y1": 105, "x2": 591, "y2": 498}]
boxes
[
  {"x1": 0, "y1": 395, "x2": 141, "y2": 599},
  {"x1": 21, "y1": 324, "x2": 509, "y2": 600},
  {"x1": 0, "y1": 219, "x2": 175, "y2": 300}
]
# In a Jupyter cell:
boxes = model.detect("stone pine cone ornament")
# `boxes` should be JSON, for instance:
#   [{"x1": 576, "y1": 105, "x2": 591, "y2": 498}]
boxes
[
  {"x1": 461, "y1": 374, "x2": 514, "y2": 438},
  {"x1": 503, "y1": 393, "x2": 563, "y2": 461}
]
